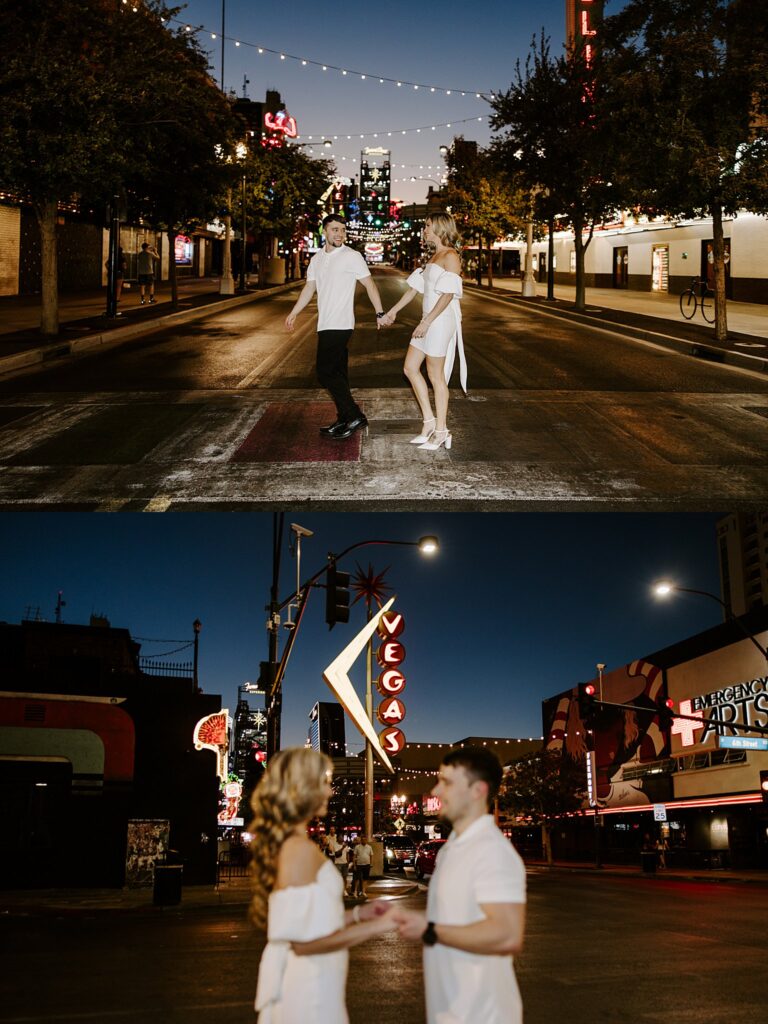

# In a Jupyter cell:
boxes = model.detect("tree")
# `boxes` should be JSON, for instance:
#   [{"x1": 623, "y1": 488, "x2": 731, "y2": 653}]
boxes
[
  {"x1": 598, "y1": 0, "x2": 768, "y2": 341},
  {"x1": 0, "y1": 2, "x2": 237, "y2": 331},
  {"x1": 235, "y1": 145, "x2": 332, "y2": 286},
  {"x1": 500, "y1": 748, "x2": 584, "y2": 865},
  {"x1": 491, "y1": 35, "x2": 624, "y2": 310},
  {"x1": 442, "y1": 139, "x2": 527, "y2": 288}
]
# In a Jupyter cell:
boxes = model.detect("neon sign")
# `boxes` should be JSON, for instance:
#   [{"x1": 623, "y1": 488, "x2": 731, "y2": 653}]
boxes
[
  {"x1": 264, "y1": 109, "x2": 298, "y2": 138},
  {"x1": 193, "y1": 709, "x2": 230, "y2": 780},
  {"x1": 376, "y1": 611, "x2": 407, "y2": 755}
]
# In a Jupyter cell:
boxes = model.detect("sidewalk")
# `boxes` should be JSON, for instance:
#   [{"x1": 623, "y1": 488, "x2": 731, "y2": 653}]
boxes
[
  {"x1": 0, "y1": 276, "x2": 302, "y2": 375},
  {"x1": 525, "y1": 857, "x2": 768, "y2": 886}
]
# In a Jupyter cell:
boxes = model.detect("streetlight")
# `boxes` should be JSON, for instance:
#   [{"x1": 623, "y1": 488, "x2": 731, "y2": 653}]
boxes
[
  {"x1": 652, "y1": 581, "x2": 768, "y2": 660},
  {"x1": 292, "y1": 140, "x2": 333, "y2": 150},
  {"x1": 264, "y1": 526, "x2": 439, "y2": 758}
]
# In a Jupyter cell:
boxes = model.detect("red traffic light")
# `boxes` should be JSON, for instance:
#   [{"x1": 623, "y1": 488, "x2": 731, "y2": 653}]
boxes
[
  {"x1": 584, "y1": 683, "x2": 596, "y2": 697},
  {"x1": 663, "y1": 698, "x2": 675, "y2": 711},
  {"x1": 761, "y1": 779, "x2": 768, "y2": 793}
]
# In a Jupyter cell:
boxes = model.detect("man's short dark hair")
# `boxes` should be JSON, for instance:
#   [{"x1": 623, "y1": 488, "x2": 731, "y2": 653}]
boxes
[
  {"x1": 442, "y1": 746, "x2": 503, "y2": 805},
  {"x1": 322, "y1": 214, "x2": 346, "y2": 230}
]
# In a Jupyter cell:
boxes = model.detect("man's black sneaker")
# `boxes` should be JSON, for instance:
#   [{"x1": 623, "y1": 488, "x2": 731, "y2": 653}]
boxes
[
  {"x1": 320, "y1": 419, "x2": 346, "y2": 436},
  {"x1": 330, "y1": 415, "x2": 368, "y2": 440}
]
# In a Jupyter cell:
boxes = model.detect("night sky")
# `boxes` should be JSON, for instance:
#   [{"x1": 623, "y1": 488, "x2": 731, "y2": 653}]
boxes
[
  {"x1": 1, "y1": 511, "x2": 727, "y2": 751},
  {"x1": 175, "y1": 0, "x2": 628, "y2": 204}
]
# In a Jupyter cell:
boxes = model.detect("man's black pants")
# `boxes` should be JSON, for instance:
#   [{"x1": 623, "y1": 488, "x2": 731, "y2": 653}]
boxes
[{"x1": 316, "y1": 329, "x2": 362, "y2": 422}]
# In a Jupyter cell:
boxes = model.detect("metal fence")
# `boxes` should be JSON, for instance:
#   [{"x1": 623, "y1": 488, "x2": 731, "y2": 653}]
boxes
[{"x1": 138, "y1": 657, "x2": 194, "y2": 678}]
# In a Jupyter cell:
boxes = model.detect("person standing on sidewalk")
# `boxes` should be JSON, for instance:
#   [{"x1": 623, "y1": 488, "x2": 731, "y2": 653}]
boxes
[
  {"x1": 393, "y1": 746, "x2": 526, "y2": 1024},
  {"x1": 285, "y1": 214, "x2": 386, "y2": 440},
  {"x1": 352, "y1": 834, "x2": 373, "y2": 898},
  {"x1": 137, "y1": 242, "x2": 159, "y2": 305}
]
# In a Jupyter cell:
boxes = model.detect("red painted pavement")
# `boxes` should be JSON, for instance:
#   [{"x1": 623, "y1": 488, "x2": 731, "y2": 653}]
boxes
[{"x1": 232, "y1": 402, "x2": 363, "y2": 463}]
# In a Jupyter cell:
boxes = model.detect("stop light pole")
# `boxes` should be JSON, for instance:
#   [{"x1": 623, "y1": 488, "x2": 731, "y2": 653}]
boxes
[{"x1": 264, "y1": 533, "x2": 438, "y2": 760}]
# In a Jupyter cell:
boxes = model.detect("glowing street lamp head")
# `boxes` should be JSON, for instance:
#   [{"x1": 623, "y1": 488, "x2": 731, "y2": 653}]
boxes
[
  {"x1": 653, "y1": 581, "x2": 674, "y2": 598},
  {"x1": 418, "y1": 536, "x2": 439, "y2": 556}
]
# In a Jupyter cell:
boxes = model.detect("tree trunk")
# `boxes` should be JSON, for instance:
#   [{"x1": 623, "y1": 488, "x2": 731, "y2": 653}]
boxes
[
  {"x1": 486, "y1": 236, "x2": 494, "y2": 288},
  {"x1": 711, "y1": 204, "x2": 728, "y2": 342},
  {"x1": 542, "y1": 823, "x2": 553, "y2": 866},
  {"x1": 167, "y1": 228, "x2": 178, "y2": 309},
  {"x1": 35, "y1": 199, "x2": 59, "y2": 337},
  {"x1": 476, "y1": 234, "x2": 483, "y2": 287},
  {"x1": 573, "y1": 219, "x2": 586, "y2": 312}
]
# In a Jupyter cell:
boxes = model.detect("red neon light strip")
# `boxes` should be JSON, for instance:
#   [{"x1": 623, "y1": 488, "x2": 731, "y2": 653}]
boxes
[{"x1": 583, "y1": 793, "x2": 762, "y2": 816}]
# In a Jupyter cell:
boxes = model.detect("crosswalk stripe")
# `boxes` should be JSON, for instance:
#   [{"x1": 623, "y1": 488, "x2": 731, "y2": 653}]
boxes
[{"x1": 143, "y1": 496, "x2": 172, "y2": 512}]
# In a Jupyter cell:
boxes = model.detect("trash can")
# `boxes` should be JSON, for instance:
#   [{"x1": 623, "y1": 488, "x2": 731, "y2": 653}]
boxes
[
  {"x1": 640, "y1": 851, "x2": 657, "y2": 875},
  {"x1": 153, "y1": 864, "x2": 183, "y2": 905}
]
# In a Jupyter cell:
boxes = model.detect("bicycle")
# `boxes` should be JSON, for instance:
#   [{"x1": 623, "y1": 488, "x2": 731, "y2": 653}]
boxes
[{"x1": 679, "y1": 277, "x2": 715, "y2": 324}]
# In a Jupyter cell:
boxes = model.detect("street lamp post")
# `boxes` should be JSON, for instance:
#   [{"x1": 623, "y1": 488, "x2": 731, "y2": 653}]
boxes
[
  {"x1": 264, "y1": 534, "x2": 439, "y2": 782},
  {"x1": 652, "y1": 582, "x2": 768, "y2": 661}
]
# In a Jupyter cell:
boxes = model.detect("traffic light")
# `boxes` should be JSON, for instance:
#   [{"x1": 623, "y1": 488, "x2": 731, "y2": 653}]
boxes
[
  {"x1": 325, "y1": 563, "x2": 350, "y2": 629},
  {"x1": 577, "y1": 682, "x2": 597, "y2": 728},
  {"x1": 656, "y1": 695, "x2": 676, "y2": 730},
  {"x1": 760, "y1": 770, "x2": 768, "y2": 806},
  {"x1": 258, "y1": 660, "x2": 278, "y2": 694}
]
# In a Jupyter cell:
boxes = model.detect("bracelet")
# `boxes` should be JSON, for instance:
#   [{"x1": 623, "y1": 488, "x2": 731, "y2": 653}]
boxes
[{"x1": 352, "y1": 905, "x2": 361, "y2": 924}]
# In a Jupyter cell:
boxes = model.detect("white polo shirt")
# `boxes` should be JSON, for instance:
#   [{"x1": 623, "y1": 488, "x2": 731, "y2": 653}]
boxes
[
  {"x1": 306, "y1": 244, "x2": 371, "y2": 331},
  {"x1": 425, "y1": 815, "x2": 526, "y2": 1024}
]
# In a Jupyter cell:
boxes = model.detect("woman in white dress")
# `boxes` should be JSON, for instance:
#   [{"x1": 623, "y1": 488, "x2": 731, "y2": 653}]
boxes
[
  {"x1": 250, "y1": 748, "x2": 397, "y2": 1023},
  {"x1": 382, "y1": 213, "x2": 467, "y2": 451}
]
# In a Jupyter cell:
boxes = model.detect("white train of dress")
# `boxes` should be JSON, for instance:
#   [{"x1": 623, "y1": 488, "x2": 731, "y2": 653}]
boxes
[
  {"x1": 255, "y1": 859, "x2": 348, "y2": 1023},
  {"x1": 406, "y1": 264, "x2": 467, "y2": 392}
]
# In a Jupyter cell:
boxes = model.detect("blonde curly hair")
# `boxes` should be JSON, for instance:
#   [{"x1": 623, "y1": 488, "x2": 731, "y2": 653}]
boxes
[
  {"x1": 426, "y1": 212, "x2": 461, "y2": 251},
  {"x1": 248, "y1": 747, "x2": 332, "y2": 929}
]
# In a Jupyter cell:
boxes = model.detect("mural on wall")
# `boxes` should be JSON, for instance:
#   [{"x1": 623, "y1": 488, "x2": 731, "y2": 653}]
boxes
[
  {"x1": 125, "y1": 819, "x2": 170, "y2": 888},
  {"x1": 544, "y1": 659, "x2": 672, "y2": 808}
]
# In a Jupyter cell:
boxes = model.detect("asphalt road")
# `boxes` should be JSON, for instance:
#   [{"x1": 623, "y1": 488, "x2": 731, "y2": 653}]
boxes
[
  {"x1": 1, "y1": 871, "x2": 765, "y2": 1024},
  {"x1": 0, "y1": 269, "x2": 767, "y2": 509}
]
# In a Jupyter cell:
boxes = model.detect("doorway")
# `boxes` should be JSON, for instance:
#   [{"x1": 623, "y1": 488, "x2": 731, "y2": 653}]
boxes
[{"x1": 613, "y1": 246, "x2": 628, "y2": 288}]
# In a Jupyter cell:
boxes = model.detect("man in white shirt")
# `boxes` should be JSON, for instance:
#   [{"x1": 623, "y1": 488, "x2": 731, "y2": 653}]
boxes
[
  {"x1": 285, "y1": 214, "x2": 386, "y2": 439},
  {"x1": 352, "y1": 834, "x2": 374, "y2": 898},
  {"x1": 394, "y1": 747, "x2": 526, "y2": 1024}
]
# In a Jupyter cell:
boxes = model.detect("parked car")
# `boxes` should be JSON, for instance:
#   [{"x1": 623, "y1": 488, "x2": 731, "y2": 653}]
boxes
[
  {"x1": 381, "y1": 834, "x2": 417, "y2": 872},
  {"x1": 414, "y1": 839, "x2": 446, "y2": 879}
]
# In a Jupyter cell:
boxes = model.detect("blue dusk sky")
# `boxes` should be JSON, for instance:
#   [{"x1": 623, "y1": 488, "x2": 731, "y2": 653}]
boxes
[
  {"x1": 174, "y1": 0, "x2": 626, "y2": 205},
  {"x1": 1, "y1": 512, "x2": 726, "y2": 752}
]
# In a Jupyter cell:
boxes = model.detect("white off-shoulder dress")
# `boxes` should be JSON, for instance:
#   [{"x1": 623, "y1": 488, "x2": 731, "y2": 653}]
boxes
[
  {"x1": 406, "y1": 263, "x2": 467, "y2": 392},
  {"x1": 255, "y1": 859, "x2": 348, "y2": 1023}
]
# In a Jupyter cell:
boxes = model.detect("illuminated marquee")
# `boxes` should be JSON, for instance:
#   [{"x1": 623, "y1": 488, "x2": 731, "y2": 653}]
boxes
[
  {"x1": 193, "y1": 709, "x2": 230, "y2": 780},
  {"x1": 376, "y1": 611, "x2": 407, "y2": 755},
  {"x1": 672, "y1": 676, "x2": 768, "y2": 748}
]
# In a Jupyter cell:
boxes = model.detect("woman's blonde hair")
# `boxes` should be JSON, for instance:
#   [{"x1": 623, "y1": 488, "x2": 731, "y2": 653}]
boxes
[
  {"x1": 426, "y1": 212, "x2": 461, "y2": 251},
  {"x1": 248, "y1": 747, "x2": 332, "y2": 929}
]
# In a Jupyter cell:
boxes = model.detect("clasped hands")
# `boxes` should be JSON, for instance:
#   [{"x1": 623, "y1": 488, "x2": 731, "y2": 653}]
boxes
[
  {"x1": 377, "y1": 310, "x2": 429, "y2": 339},
  {"x1": 362, "y1": 900, "x2": 428, "y2": 940}
]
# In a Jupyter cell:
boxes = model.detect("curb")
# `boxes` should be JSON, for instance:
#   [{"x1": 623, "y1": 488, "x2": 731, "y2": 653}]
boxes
[
  {"x1": 528, "y1": 863, "x2": 768, "y2": 886},
  {"x1": 465, "y1": 282, "x2": 768, "y2": 376},
  {"x1": 0, "y1": 281, "x2": 302, "y2": 377}
]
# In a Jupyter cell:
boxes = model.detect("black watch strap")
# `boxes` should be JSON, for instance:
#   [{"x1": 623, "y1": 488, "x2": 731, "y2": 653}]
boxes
[{"x1": 422, "y1": 921, "x2": 438, "y2": 946}]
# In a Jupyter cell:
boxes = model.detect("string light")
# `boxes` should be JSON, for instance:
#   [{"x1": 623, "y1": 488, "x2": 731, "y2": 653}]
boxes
[
  {"x1": 174, "y1": 19, "x2": 493, "y2": 99},
  {"x1": 297, "y1": 114, "x2": 488, "y2": 143}
]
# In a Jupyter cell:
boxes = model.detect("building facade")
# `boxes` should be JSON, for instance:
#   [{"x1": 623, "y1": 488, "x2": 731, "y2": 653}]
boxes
[
  {"x1": 0, "y1": 616, "x2": 221, "y2": 888},
  {"x1": 717, "y1": 511, "x2": 768, "y2": 618}
]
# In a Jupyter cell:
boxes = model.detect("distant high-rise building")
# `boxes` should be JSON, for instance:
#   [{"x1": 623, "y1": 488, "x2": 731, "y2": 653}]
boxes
[
  {"x1": 308, "y1": 701, "x2": 346, "y2": 757},
  {"x1": 231, "y1": 684, "x2": 268, "y2": 777},
  {"x1": 717, "y1": 512, "x2": 768, "y2": 617},
  {"x1": 566, "y1": 0, "x2": 605, "y2": 54}
]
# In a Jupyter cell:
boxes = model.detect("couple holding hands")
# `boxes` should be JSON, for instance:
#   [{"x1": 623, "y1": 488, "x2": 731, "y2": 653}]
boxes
[
  {"x1": 251, "y1": 746, "x2": 526, "y2": 1024},
  {"x1": 285, "y1": 213, "x2": 467, "y2": 450}
]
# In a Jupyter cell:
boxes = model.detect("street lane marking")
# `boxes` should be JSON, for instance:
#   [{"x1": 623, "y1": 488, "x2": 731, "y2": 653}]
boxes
[
  {"x1": 143, "y1": 496, "x2": 172, "y2": 512},
  {"x1": 95, "y1": 499, "x2": 130, "y2": 512}
]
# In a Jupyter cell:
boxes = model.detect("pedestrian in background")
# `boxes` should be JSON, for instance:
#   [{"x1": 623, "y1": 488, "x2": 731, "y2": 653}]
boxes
[
  {"x1": 381, "y1": 213, "x2": 467, "y2": 452},
  {"x1": 352, "y1": 834, "x2": 373, "y2": 899},
  {"x1": 137, "y1": 242, "x2": 159, "y2": 305},
  {"x1": 249, "y1": 748, "x2": 397, "y2": 1023},
  {"x1": 393, "y1": 746, "x2": 526, "y2": 1024},
  {"x1": 285, "y1": 214, "x2": 387, "y2": 440}
]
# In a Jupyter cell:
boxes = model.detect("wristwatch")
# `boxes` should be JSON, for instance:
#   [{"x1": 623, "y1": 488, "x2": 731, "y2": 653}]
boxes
[
  {"x1": 422, "y1": 921, "x2": 438, "y2": 946},
  {"x1": 376, "y1": 311, "x2": 386, "y2": 318}
]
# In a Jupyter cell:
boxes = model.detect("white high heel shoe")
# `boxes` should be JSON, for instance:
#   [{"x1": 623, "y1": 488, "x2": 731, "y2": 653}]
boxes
[
  {"x1": 409, "y1": 418, "x2": 436, "y2": 444},
  {"x1": 419, "y1": 428, "x2": 452, "y2": 451}
]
